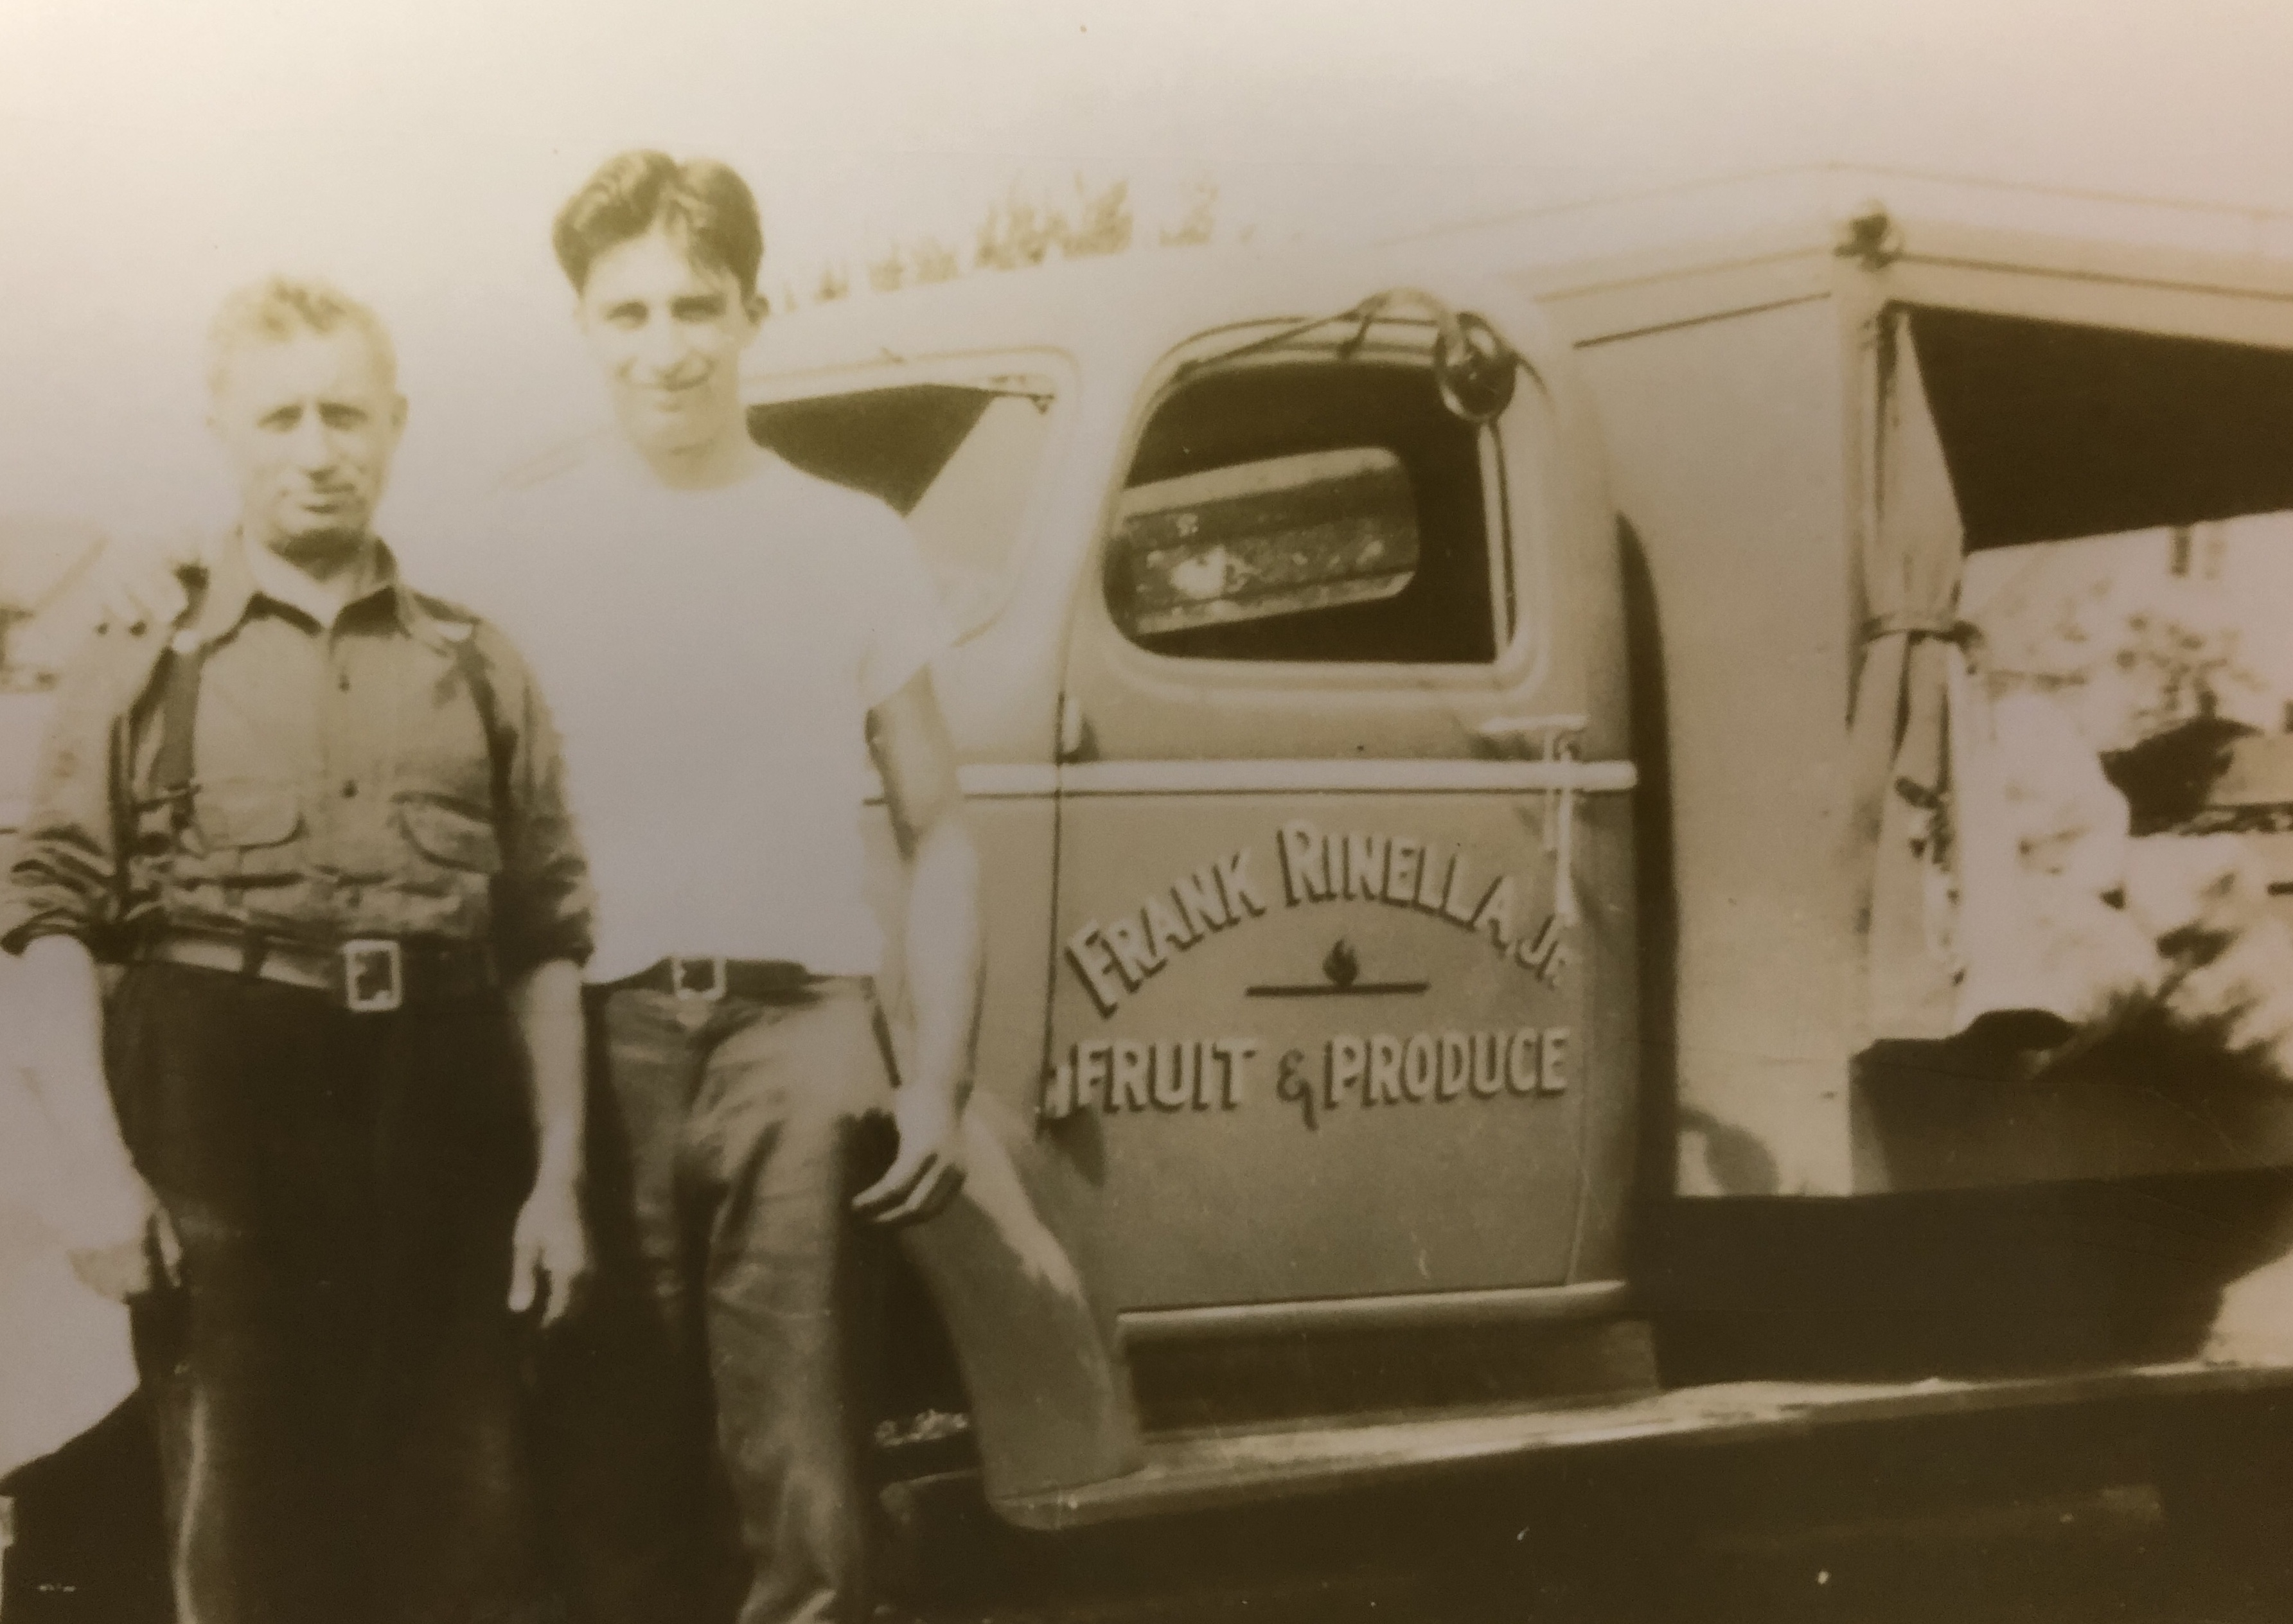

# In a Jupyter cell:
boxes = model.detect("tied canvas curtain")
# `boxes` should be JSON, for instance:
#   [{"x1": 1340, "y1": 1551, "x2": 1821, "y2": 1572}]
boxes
[{"x1": 1846, "y1": 309, "x2": 2059, "y2": 1048}]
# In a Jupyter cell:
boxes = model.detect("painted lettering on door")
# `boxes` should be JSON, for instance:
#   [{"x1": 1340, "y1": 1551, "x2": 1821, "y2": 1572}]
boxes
[
  {"x1": 1064, "y1": 818, "x2": 1572, "y2": 1016},
  {"x1": 1039, "y1": 1027, "x2": 1570, "y2": 1128}
]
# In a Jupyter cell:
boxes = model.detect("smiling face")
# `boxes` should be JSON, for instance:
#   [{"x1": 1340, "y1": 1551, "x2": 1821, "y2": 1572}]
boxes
[
  {"x1": 210, "y1": 326, "x2": 405, "y2": 565},
  {"x1": 576, "y1": 226, "x2": 763, "y2": 466}
]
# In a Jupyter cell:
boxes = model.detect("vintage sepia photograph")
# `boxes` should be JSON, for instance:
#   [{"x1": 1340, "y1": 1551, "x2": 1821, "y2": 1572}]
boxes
[{"x1": 12, "y1": 2, "x2": 2293, "y2": 1620}]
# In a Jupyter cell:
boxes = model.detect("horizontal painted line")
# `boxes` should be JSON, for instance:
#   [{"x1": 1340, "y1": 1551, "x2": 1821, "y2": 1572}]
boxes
[
  {"x1": 1246, "y1": 981, "x2": 1430, "y2": 998},
  {"x1": 959, "y1": 763, "x2": 1060, "y2": 799},
  {"x1": 1059, "y1": 759, "x2": 1638, "y2": 797},
  {"x1": 866, "y1": 759, "x2": 1638, "y2": 804},
  {"x1": 863, "y1": 764, "x2": 1059, "y2": 806},
  {"x1": 1118, "y1": 1280, "x2": 1629, "y2": 1347}
]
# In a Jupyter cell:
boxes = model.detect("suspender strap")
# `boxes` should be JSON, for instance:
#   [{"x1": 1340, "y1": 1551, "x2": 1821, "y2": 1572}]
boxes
[
  {"x1": 445, "y1": 628, "x2": 512, "y2": 832},
  {"x1": 150, "y1": 585, "x2": 211, "y2": 832}
]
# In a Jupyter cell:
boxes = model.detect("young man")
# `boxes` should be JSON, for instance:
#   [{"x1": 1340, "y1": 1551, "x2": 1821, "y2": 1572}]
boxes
[
  {"x1": 4, "y1": 278, "x2": 595, "y2": 1623},
  {"x1": 499, "y1": 153, "x2": 982, "y2": 1624}
]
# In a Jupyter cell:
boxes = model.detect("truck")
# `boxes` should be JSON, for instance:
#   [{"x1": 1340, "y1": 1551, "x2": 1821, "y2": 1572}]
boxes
[
  {"x1": 13, "y1": 165, "x2": 2293, "y2": 1610},
  {"x1": 785, "y1": 165, "x2": 2293, "y2": 1555}
]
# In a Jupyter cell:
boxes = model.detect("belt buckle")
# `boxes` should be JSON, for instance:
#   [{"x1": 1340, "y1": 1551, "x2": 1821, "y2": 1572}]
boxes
[
  {"x1": 669, "y1": 955, "x2": 727, "y2": 1001},
  {"x1": 342, "y1": 939, "x2": 405, "y2": 1013}
]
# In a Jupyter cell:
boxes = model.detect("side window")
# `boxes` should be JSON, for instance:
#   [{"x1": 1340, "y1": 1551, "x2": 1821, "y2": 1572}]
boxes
[
  {"x1": 1107, "y1": 361, "x2": 1507, "y2": 665},
  {"x1": 750, "y1": 375, "x2": 1057, "y2": 640},
  {"x1": 1916, "y1": 307, "x2": 2293, "y2": 840}
]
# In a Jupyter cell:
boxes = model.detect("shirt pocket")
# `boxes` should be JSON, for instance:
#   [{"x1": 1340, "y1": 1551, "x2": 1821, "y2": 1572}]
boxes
[
  {"x1": 188, "y1": 782, "x2": 305, "y2": 887},
  {"x1": 396, "y1": 796, "x2": 504, "y2": 876}
]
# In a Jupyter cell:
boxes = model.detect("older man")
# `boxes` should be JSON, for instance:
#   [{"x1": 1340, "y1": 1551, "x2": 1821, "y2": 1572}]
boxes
[{"x1": 4, "y1": 277, "x2": 594, "y2": 1624}]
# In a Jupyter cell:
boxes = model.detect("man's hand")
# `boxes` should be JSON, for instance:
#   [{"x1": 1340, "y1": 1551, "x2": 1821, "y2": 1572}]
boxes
[
  {"x1": 91, "y1": 535, "x2": 201, "y2": 636},
  {"x1": 853, "y1": 1081, "x2": 968, "y2": 1228},
  {"x1": 64, "y1": 1178, "x2": 182, "y2": 1303},
  {"x1": 509, "y1": 1178, "x2": 589, "y2": 1327}
]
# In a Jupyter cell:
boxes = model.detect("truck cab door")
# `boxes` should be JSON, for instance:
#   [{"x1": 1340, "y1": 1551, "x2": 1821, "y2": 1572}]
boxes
[{"x1": 1045, "y1": 298, "x2": 1632, "y2": 1318}]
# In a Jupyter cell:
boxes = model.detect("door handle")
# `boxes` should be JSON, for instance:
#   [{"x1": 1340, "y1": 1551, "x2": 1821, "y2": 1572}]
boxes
[
  {"x1": 1475, "y1": 713, "x2": 1586, "y2": 759},
  {"x1": 1478, "y1": 713, "x2": 1589, "y2": 925}
]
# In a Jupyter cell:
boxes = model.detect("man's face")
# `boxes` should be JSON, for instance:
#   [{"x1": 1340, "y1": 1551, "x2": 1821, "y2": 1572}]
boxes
[
  {"x1": 575, "y1": 227, "x2": 762, "y2": 459},
  {"x1": 210, "y1": 327, "x2": 405, "y2": 562}
]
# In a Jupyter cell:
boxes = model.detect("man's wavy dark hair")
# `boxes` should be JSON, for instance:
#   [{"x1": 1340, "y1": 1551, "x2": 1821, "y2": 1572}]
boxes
[{"x1": 552, "y1": 151, "x2": 765, "y2": 301}]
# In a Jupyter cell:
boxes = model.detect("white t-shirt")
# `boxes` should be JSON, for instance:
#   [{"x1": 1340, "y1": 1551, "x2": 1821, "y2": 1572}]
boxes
[{"x1": 450, "y1": 445, "x2": 953, "y2": 982}]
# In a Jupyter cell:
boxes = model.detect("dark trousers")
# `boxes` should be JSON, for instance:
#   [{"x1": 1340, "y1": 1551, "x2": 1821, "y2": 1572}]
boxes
[
  {"x1": 109, "y1": 962, "x2": 538, "y2": 1624},
  {"x1": 536, "y1": 978, "x2": 894, "y2": 1624}
]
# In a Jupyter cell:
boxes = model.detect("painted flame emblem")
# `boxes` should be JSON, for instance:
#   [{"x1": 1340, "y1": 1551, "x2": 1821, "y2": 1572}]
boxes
[{"x1": 1323, "y1": 939, "x2": 1360, "y2": 990}]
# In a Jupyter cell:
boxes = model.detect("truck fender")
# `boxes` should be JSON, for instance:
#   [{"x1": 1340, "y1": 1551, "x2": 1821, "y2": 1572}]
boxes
[{"x1": 894, "y1": 1094, "x2": 1143, "y2": 1501}]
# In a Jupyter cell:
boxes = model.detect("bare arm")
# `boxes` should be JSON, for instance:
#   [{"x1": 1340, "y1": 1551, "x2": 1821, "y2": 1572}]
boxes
[
  {"x1": 481, "y1": 623, "x2": 597, "y2": 1325},
  {"x1": 510, "y1": 957, "x2": 585, "y2": 1194},
  {"x1": 853, "y1": 667, "x2": 981, "y2": 1226},
  {"x1": 505, "y1": 957, "x2": 588, "y2": 1324}
]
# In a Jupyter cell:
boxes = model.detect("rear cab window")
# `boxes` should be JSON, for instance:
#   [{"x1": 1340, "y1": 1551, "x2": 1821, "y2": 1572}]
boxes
[{"x1": 1111, "y1": 446, "x2": 1421, "y2": 648}]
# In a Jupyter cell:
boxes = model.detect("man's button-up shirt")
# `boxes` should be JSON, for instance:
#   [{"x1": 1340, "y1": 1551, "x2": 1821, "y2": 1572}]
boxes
[{"x1": 0, "y1": 538, "x2": 595, "y2": 973}]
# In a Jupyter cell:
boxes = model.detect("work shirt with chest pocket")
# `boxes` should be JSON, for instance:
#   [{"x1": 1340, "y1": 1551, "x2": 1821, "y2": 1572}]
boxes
[{"x1": 0, "y1": 540, "x2": 595, "y2": 973}]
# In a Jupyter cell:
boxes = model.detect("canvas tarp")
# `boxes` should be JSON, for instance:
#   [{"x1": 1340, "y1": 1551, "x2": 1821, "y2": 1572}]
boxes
[{"x1": 1846, "y1": 308, "x2": 2073, "y2": 1049}]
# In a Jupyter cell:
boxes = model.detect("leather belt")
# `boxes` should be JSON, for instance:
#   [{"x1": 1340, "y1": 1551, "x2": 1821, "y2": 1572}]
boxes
[
  {"x1": 139, "y1": 931, "x2": 497, "y2": 1012},
  {"x1": 606, "y1": 956, "x2": 816, "y2": 1002}
]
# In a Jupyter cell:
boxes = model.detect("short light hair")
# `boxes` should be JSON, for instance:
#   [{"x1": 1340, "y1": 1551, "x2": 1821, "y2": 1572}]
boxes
[{"x1": 206, "y1": 276, "x2": 399, "y2": 398}]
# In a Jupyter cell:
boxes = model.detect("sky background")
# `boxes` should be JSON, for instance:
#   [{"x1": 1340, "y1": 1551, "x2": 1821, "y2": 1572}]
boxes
[{"x1": 8, "y1": 0, "x2": 2293, "y2": 557}]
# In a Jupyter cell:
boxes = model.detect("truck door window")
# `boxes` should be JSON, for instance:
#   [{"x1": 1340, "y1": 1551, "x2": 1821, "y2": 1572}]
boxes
[
  {"x1": 748, "y1": 376, "x2": 1056, "y2": 638},
  {"x1": 1107, "y1": 360, "x2": 1503, "y2": 664}
]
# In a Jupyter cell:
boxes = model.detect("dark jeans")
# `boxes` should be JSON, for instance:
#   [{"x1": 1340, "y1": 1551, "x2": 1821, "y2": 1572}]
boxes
[
  {"x1": 109, "y1": 962, "x2": 538, "y2": 1624},
  {"x1": 536, "y1": 978, "x2": 894, "y2": 1624}
]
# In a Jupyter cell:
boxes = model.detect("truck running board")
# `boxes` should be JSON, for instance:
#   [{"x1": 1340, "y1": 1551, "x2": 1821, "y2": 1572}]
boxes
[{"x1": 996, "y1": 1356, "x2": 2293, "y2": 1530}]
